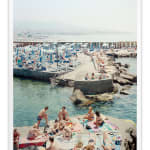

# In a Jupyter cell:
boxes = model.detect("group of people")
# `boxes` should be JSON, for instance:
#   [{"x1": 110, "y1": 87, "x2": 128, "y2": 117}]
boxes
[
  {"x1": 14, "y1": 106, "x2": 115, "y2": 150},
  {"x1": 84, "y1": 72, "x2": 108, "y2": 81},
  {"x1": 84, "y1": 73, "x2": 95, "y2": 80}
]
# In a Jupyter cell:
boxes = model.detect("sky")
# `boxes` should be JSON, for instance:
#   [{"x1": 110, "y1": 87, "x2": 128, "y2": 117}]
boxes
[{"x1": 14, "y1": 0, "x2": 137, "y2": 34}]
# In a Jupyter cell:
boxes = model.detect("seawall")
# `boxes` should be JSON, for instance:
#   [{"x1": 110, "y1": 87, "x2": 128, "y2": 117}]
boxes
[
  {"x1": 74, "y1": 79, "x2": 113, "y2": 95},
  {"x1": 13, "y1": 68, "x2": 61, "y2": 82}
]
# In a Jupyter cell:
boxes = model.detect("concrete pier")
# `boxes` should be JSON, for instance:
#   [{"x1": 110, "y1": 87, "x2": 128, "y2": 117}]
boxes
[
  {"x1": 74, "y1": 79, "x2": 113, "y2": 95},
  {"x1": 13, "y1": 68, "x2": 61, "y2": 82}
]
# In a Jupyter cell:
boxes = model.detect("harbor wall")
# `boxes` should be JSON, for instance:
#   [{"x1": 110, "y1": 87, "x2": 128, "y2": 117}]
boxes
[
  {"x1": 13, "y1": 68, "x2": 59, "y2": 82},
  {"x1": 74, "y1": 79, "x2": 113, "y2": 95}
]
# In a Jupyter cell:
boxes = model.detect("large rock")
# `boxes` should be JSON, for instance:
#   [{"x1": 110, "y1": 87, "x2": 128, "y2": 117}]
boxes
[
  {"x1": 70, "y1": 89, "x2": 92, "y2": 105},
  {"x1": 107, "y1": 116, "x2": 136, "y2": 150},
  {"x1": 120, "y1": 73, "x2": 137, "y2": 83},
  {"x1": 120, "y1": 85, "x2": 131, "y2": 95},
  {"x1": 113, "y1": 76, "x2": 133, "y2": 85},
  {"x1": 113, "y1": 83, "x2": 119, "y2": 93},
  {"x1": 86, "y1": 93, "x2": 113, "y2": 102},
  {"x1": 124, "y1": 127, "x2": 137, "y2": 150}
]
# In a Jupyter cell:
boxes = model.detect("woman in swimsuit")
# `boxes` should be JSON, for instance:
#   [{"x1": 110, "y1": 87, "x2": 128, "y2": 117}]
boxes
[{"x1": 84, "y1": 107, "x2": 95, "y2": 121}]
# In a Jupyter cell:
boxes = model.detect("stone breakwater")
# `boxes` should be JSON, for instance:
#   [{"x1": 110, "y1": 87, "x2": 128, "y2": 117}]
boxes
[
  {"x1": 54, "y1": 52, "x2": 137, "y2": 106},
  {"x1": 16, "y1": 115, "x2": 136, "y2": 150}
]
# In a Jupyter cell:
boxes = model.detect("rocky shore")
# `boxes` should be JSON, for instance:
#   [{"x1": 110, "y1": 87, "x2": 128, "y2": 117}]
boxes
[
  {"x1": 106, "y1": 49, "x2": 137, "y2": 58},
  {"x1": 16, "y1": 115, "x2": 136, "y2": 150},
  {"x1": 54, "y1": 52, "x2": 137, "y2": 106}
]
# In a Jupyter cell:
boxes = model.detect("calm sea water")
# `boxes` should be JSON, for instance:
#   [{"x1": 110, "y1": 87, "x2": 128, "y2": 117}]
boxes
[{"x1": 13, "y1": 58, "x2": 137, "y2": 127}]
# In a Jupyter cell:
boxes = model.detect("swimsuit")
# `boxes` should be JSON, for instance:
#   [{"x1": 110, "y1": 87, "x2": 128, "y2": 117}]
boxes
[{"x1": 37, "y1": 116, "x2": 42, "y2": 121}]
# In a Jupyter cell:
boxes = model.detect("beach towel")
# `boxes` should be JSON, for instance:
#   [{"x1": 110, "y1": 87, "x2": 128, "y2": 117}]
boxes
[
  {"x1": 104, "y1": 120, "x2": 119, "y2": 130},
  {"x1": 19, "y1": 135, "x2": 49, "y2": 149},
  {"x1": 87, "y1": 121, "x2": 113, "y2": 133}
]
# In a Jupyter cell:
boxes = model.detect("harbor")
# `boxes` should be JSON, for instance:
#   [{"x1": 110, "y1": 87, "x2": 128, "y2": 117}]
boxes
[{"x1": 13, "y1": 41, "x2": 137, "y2": 150}]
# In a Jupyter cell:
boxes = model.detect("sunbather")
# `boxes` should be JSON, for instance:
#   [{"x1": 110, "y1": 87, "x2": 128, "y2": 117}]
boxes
[
  {"x1": 50, "y1": 119, "x2": 59, "y2": 135},
  {"x1": 37, "y1": 106, "x2": 49, "y2": 128},
  {"x1": 62, "y1": 126, "x2": 72, "y2": 140},
  {"x1": 95, "y1": 111, "x2": 104, "y2": 128},
  {"x1": 58, "y1": 106, "x2": 70, "y2": 121},
  {"x1": 27, "y1": 123, "x2": 43, "y2": 140},
  {"x1": 84, "y1": 107, "x2": 95, "y2": 121},
  {"x1": 13, "y1": 128, "x2": 20, "y2": 150},
  {"x1": 102, "y1": 132, "x2": 115, "y2": 150},
  {"x1": 59, "y1": 120, "x2": 65, "y2": 131}
]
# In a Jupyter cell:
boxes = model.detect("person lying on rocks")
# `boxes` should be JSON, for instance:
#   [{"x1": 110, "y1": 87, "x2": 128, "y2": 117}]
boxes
[
  {"x1": 27, "y1": 123, "x2": 44, "y2": 140},
  {"x1": 84, "y1": 107, "x2": 95, "y2": 121},
  {"x1": 102, "y1": 131, "x2": 115, "y2": 150},
  {"x1": 58, "y1": 106, "x2": 70, "y2": 121},
  {"x1": 37, "y1": 106, "x2": 49, "y2": 128}
]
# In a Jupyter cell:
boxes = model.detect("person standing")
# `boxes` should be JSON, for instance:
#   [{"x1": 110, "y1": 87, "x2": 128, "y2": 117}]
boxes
[{"x1": 37, "y1": 106, "x2": 49, "y2": 128}]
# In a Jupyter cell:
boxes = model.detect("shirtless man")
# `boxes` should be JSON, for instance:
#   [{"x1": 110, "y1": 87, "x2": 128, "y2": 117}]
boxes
[
  {"x1": 58, "y1": 106, "x2": 69, "y2": 121},
  {"x1": 95, "y1": 111, "x2": 104, "y2": 128},
  {"x1": 37, "y1": 106, "x2": 49, "y2": 128},
  {"x1": 84, "y1": 107, "x2": 95, "y2": 121}
]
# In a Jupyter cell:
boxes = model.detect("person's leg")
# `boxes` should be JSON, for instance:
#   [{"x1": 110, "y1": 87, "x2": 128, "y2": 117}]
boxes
[
  {"x1": 44, "y1": 114, "x2": 48, "y2": 125},
  {"x1": 103, "y1": 132, "x2": 112, "y2": 150},
  {"x1": 58, "y1": 112, "x2": 62, "y2": 121},
  {"x1": 37, "y1": 120, "x2": 41, "y2": 128}
]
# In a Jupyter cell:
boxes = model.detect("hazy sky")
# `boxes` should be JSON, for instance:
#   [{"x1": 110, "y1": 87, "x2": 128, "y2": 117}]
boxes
[{"x1": 14, "y1": 0, "x2": 137, "y2": 33}]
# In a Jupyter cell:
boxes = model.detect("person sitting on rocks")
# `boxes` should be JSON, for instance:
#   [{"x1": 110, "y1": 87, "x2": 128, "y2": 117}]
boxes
[
  {"x1": 84, "y1": 107, "x2": 95, "y2": 121},
  {"x1": 50, "y1": 119, "x2": 59, "y2": 135},
  {"x1": 58, "y1": 120, "x2": 65, "y2": 132},
  {"x1": 85, "y1": 73, "x2": 89, "y2": 80},
  {"x1": 91, "y1": 73, "x2": 95, "y2": 80},
  {"x1": 95, "y1": 111, "x2": 104, "y2": 128},
  {"x1": 62, "y1": 126, "x2": 72, "y2": 140},
  {"x1": 27, "y1": 123, "x2": 43, "y2": 140},
  {"x1": 58, "y1": 106, "x2": 70, "y2": 121},
  {"x1": 37, "y1": 106, "x2": 49, "y2": 128}
]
